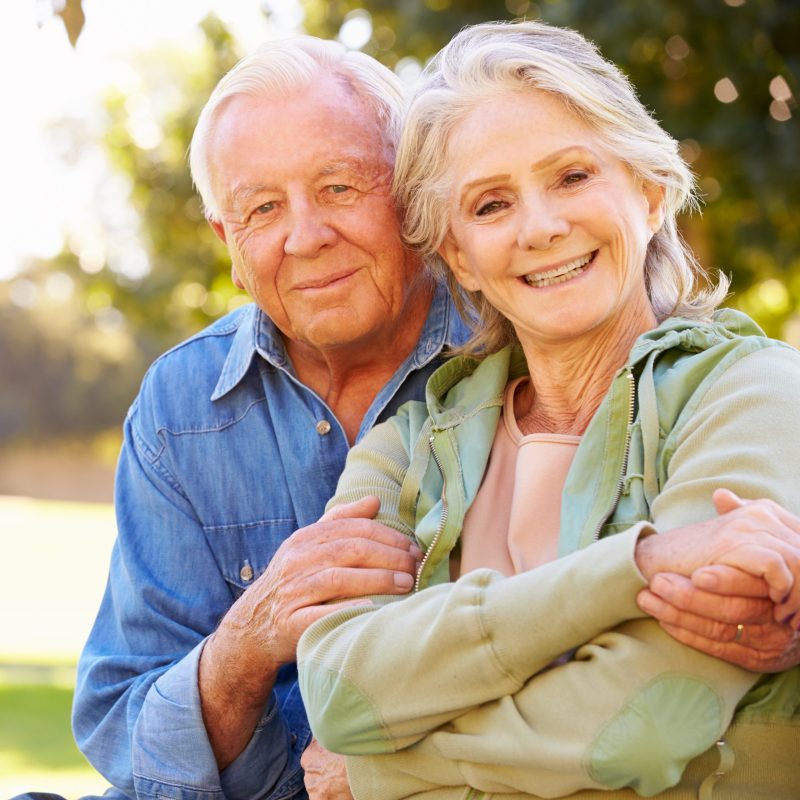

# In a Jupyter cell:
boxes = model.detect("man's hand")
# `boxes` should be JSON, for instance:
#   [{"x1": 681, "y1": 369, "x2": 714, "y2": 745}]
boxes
[
  {"x1": 225, "y1": 495, "x2": 421, "y2": 669},
  {"x1": 637, "y1": 489, "x2": 800, "y2": 672},
  {"x1": 199, "y1": 496, "x2": 420, "y2": 769},
  {"x1": 302, "y1": 738, "x2": 354, "y2": 800}
]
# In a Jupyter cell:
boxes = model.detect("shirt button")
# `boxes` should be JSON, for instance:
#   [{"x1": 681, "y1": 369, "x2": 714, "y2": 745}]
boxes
[
  {"x1": 239, "y1": 563, "x2": 254, "y2": 582},
  {"x1": 315, "y1": 419, "x2": 332, "y2": 435}
]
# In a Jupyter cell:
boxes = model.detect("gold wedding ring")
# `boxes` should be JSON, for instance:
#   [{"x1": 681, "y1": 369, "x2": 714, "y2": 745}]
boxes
[{"x1": 734, "y1": 623, "x2": 744, "y2": 643}]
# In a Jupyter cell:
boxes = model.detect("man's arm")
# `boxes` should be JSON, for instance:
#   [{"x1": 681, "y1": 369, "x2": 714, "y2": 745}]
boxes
[
  {"x1": 74, "y1": 410, "x2": 418, "y2": 800},
  {"x1": 199, "y1": 496, "x2": 419, "y2": 770}
]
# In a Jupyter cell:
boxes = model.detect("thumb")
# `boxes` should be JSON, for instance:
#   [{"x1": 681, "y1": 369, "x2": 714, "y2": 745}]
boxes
[
  {"x1": 712, "y1": 487, "x2": 747, "y2": 516},
  {"x1": 320, "y1": 495, "x2": 381, "y2": 522}
]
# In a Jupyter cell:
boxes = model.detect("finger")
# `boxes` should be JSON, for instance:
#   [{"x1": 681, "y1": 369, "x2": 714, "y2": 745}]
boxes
[
  {"x1": 638, "y1": 588, "x2": 757, "y2": 643},
  {"x1": 708, "y1": 542, "x2": 795, "y2": 605},
  {"x1": 712, "y1": 487, "x2": 747, "y2": 515},
  {"x1": 659, "y1": 620, "x2": 796, "y2": 673},
  {"x1": 310, "y1": 565, "x2": 416, "y2": 602},
  {"x1": 296, "y1": 516, "x2": 420, "y2": 555},
  {"x1": 646, "y1": 573, "x2": 773, "y2": 623},
  {"x1": 320, "y1": 495, "x2": 381, "y2": 522},
  {"x1": 314, "y1": 536, "x2": 420, "y2": 574},
  {"x1": 690, "y1": 565, "x2": 771, "y2": 598}
]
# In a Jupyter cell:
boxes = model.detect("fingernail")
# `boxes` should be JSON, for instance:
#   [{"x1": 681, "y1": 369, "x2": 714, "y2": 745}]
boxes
[
  {"x1": 410, "y1": 545, "x2": 423, "y2": 559},
  {"x1": 394, "y1": 572, "x2": 414, "y2": 590}
]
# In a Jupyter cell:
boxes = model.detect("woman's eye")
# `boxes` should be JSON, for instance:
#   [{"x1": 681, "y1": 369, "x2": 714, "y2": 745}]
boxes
[
  {"x1": 328, "y1": 184, "x2": 351, "y2": 194},
  {"x1": 476, "y1": 200, "x2": 506, "y2": 217},
  {"x1": 254, "y1": 201, "x2": 276, "y2": 215},
  {"x1": 562, "y1": 171, "x2": 589, "y2": 186}
]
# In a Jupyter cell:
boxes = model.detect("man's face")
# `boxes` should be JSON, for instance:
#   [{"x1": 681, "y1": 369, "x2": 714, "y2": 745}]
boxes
[{"x1": 207, "y1": 74, "x2": 425, "y2": 358}]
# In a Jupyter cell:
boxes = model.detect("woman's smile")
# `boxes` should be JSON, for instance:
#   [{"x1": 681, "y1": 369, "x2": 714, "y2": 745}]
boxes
[{"x1": 521, "y1": 250, "x2": 597, "y2": 288}]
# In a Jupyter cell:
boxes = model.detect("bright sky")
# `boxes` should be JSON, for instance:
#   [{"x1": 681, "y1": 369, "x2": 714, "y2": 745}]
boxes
[{"x1": 1, "y1": 0, "x2": 308, "y2": 280}]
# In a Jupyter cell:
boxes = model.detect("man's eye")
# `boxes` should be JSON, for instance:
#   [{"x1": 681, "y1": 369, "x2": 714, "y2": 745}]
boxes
[
  {"x1": 328, "y1": 185, "x2": 350, "y2": 194},
  {"x1": 254, "y1": 201, "x2": 276, "y2": 215}
]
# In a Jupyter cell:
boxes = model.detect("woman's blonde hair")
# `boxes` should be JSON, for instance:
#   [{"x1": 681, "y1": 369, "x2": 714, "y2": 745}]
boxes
[{"x1": 393, "y1": 20, "x2": 728, "y2": 354}]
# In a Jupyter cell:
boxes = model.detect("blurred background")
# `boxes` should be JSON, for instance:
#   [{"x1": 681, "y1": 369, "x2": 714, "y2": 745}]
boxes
[{"x1": 1, "y1": 0, "x2": 797, "y2": 795}]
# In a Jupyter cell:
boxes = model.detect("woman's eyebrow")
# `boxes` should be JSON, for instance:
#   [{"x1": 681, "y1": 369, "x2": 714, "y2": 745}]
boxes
[{"x1": 457, "y1": 145, "x2": 600, "y2": 209}]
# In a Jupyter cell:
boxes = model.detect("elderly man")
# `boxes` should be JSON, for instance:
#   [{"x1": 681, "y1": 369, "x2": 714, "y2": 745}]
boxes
[
  {"x1": 55, "y1": 33, "x2": 799, "y2": 800},
  {"x1": 70, "y1": 36, "x2": 467, "y2": 800}
]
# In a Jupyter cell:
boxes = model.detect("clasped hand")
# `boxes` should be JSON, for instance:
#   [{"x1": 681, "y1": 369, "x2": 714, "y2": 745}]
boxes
[{"x1": 637, "y1": 489, "x2": 800, "y2": 672}]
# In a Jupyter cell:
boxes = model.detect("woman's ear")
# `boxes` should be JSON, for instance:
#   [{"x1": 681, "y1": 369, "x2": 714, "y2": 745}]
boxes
[
  {"x1": 438, "y1": 234, "x2": 480, "y2": 292},
  {"x1": 643, "y1": 181, "x2": 666, "y2": 234}
]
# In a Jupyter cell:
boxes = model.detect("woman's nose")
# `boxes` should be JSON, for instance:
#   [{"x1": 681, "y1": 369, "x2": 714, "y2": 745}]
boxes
[{"x1": 516, "y1": 197, "x2": 571, "y2": 251}]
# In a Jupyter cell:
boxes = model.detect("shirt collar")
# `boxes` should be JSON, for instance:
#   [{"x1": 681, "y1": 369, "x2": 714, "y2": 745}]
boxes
[{"x1": 211, "y1": 279, "x2": 459, "y2": 401}]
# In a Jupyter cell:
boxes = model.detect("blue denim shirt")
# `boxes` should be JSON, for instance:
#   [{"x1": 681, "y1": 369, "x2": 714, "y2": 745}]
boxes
[{"x1": 72, "y1": 283, "x2": 468, "y2": 800}]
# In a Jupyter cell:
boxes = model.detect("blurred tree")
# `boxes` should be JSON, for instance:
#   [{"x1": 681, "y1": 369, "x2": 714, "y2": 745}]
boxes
[
  {"x1": 10, "y1": 0, "x2": 798, "y2": 446},
  {"x1": 0, "y1": 15, "x2": 242, "y2": 444},
  {"x1": 304, "y1": 0, "x2": 800, "y2": 338}
]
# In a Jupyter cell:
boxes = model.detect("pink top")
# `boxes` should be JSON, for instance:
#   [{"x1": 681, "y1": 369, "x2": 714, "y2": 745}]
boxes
[{"x1": 457, "y1": 377, "x2": 581, "y2": 578}]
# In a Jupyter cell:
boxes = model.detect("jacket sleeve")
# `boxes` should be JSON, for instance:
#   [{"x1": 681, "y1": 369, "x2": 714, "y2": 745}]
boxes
[
  {"x1": 298, "y1": 406, "x2": 653, "y2": 754},
  {"x1": 72, "y1": 394, "x2": 301, "y2": 800},
  {"x1": 300, "y1": 347, "x2": 800, "y2": 799}
]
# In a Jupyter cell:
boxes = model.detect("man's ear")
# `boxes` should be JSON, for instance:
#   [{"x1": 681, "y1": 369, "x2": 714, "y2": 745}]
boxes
[
  {"x1": 230, "y1": 266, "x2": 245, "y2": 290},
  {"x1": 643, "y1": 181, "x2": 666, "y2": 235},
  {"x1": 208, "y1": 219, "x2": 245, "y2": 290},
  {"x1": 438, "y1": 234, "x2": 480, "y2": 292},
  {"x1": 209, "y1": 218, "x2": 227, "y2": 244}
]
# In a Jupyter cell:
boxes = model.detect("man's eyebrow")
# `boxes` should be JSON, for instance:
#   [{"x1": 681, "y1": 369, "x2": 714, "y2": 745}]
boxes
[
  {"x1": 318, "y1": 158, "x2": 375, "y2": 177},
  {"x1": 225, "y1": 184, "x2": 274, "y2": 210}
]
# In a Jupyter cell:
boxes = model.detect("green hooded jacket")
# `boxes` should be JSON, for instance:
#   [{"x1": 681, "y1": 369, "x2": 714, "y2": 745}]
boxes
[{"x1": 299, "y1": 310, "x2": 800, "y2": 799}]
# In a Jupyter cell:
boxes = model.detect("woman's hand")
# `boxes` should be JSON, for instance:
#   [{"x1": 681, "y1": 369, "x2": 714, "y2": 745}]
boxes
[
  {"x1": 637, "y1": 489, "x2": 800, "y2": 671},
  {"x1": 634, "y1": 489, "x2": 800, "y2": 623},
  {"x1": 638, "y1": 570, "x2": 800, "y2": 671}
]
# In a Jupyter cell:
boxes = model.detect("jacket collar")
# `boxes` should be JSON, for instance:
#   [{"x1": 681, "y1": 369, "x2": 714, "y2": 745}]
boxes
[{"x1": 422, "y1": 308, "x2": 766, "y2": 422}]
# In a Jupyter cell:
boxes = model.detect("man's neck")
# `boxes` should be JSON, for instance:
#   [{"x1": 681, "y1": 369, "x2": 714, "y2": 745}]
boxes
[{"x1": 286, "y1": 279, "x2": 436, "y2": 444}]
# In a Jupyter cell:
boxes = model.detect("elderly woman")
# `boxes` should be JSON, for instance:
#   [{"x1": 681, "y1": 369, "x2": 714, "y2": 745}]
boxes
[{"x1": 298, "y1": 20, "x2": 800, "y2": 799}]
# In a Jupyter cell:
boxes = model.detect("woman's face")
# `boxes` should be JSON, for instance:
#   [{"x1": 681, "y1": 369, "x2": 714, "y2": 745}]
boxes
[{"x1": 440, "y1": 89, "x2": 664, "y2": 350}]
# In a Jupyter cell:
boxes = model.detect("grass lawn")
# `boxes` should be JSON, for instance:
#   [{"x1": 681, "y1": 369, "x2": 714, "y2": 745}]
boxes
[{"x1": 0, "y1": 496, "x2": 116, "y2": 798}]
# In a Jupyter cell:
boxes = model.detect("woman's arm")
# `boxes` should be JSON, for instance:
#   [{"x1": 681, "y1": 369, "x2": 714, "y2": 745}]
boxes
[{"x1": 337, "y1": 346, "x2": 800, "y2": 799}]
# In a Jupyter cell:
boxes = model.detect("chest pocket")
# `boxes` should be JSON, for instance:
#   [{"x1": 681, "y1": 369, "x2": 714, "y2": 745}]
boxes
[{"x1": 203, "y1": 518, "x2": 297, "y2": 598}]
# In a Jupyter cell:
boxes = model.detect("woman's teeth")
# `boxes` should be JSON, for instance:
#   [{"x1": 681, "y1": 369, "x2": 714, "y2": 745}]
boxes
[{"x1": 524, "y1": 252, "x2": 595, "y2": 288}]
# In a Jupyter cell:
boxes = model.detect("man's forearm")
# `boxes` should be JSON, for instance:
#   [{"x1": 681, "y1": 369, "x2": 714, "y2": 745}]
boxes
[{"x1": 199, "y1": 626, "x2": 280, "y2": 769}]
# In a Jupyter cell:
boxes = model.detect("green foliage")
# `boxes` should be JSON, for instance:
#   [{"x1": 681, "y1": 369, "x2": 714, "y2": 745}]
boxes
[{"x1": 1, "y1": 16, "x2": 244, "y2": 444}]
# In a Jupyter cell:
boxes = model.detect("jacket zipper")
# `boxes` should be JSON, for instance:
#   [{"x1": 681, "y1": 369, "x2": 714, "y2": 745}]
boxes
[
  {"x1": 415, "y1": 434, "x2": 448, "y2": 592},
  {"x1": 592, "y1": 368, "x2": 636, "y2": 542}
]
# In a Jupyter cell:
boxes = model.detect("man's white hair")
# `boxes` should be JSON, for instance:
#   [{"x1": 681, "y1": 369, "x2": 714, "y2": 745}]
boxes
[{"x1": 189, "y1": 35, "x2": 408, "y2": 221}]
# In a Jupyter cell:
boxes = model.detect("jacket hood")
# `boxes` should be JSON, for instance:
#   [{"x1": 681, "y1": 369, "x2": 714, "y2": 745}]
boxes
[{"x1": 423, "y1": 309, "x2": 765, "y2": 425}]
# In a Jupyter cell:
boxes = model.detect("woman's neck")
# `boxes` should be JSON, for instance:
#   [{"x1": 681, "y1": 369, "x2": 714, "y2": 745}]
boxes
[{"x1": 515, "y1": 308, "x2": 655, "y2": 436}]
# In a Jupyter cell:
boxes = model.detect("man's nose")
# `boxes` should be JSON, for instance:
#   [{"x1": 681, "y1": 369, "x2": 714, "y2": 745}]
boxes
[
  {"x1": 284, "y1": 202, "x2": 337, "y2": 258},
  {"x1": 516, "y1": 196, "x2": 571, "y2": 251}
]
